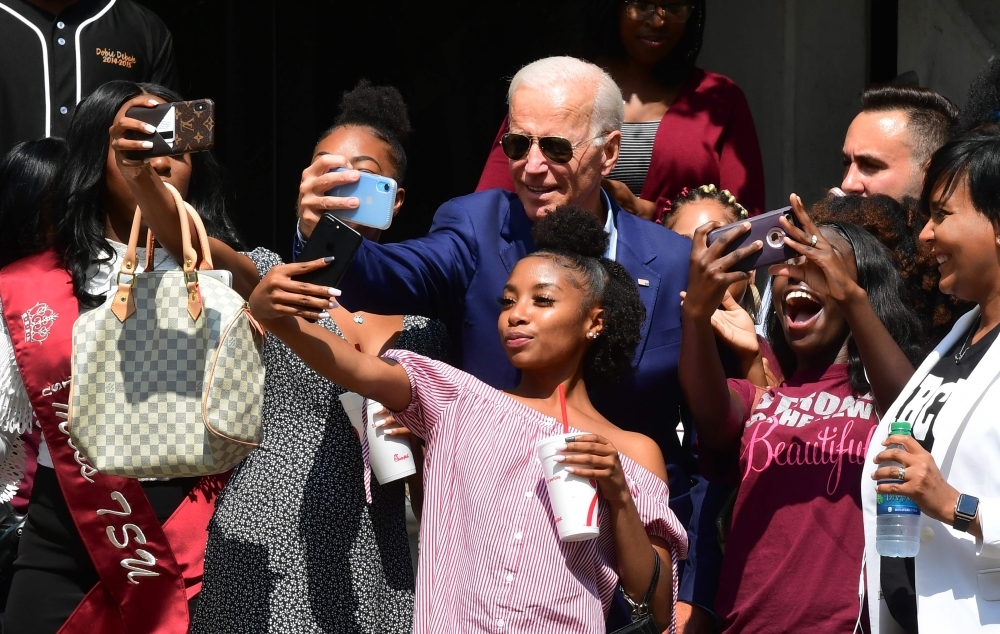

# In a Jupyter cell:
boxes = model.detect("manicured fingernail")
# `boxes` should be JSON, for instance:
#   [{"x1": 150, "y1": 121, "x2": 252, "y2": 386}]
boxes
[
  {"x1": 565, "y1": 435, "x2": 579, "y2": 443},
  {"x1": 323, "y1": 256, "x2": 335, "y2": 264},
  {"x1": 144, "y1": 124, "x2": 156, "y2": 133},
  {"x1": 553, "y1": 455, "x2": 565, "y2": 463},
  {"x1": 328, "y1": 301, "x2": 338, "y2": 309},
  {"x1": 317, "y1": 312, "x2": 329, "y2": 320},
  {"x1": 328, "y1": 288, "x2": 341, "y2": 296},
  {"x1": 148, "y1": 99, "x2": 158, "y2": 106},
  {"x1": 565, "y1": 467, "x2": 576, "y2": 473},
  {"x1": 140, "y1": 141, "x2": 153, "y2": 149},
  {"x1": 554, "y1": 443, "x2": 567, "y2": 451}
]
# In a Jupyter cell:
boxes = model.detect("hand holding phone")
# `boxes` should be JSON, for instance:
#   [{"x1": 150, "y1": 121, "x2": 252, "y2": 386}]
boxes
[
  {"x1": 292, "y1": 213, "x2": 363, "y2": 288},
  {"x1": 120, "y1": 99, "x2": 215, "y2": 161},
  {"x1": 706, "y1": 206, "x2": 798, "y2": 272},
  {"x1": 325, "y1": 168, "x2": 396, "y2": 230}
]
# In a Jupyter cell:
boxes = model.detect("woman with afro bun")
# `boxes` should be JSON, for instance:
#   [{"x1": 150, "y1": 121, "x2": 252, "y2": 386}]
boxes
[
  {"x1": 247, "y1": 205, "x2": 688, "y2": 633},
  {"x1": 191, "y1": 81, "x2": 449, "y2": 633}
]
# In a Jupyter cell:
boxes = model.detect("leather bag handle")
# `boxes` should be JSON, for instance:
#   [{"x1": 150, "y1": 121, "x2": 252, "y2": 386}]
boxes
[{"x1": 111, "y1": 182, "x2": 210, "y2": 322}]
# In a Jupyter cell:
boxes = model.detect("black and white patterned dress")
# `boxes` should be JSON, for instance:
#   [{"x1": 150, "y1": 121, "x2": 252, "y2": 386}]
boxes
[{"x1": 192, "y1": 248, "x2": 448, "y2": 633}]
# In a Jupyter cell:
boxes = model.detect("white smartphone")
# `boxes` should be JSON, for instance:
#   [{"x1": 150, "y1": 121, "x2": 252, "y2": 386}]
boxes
[{"x1": 199, "y1": 269, "x2": 233, "y2": 288}]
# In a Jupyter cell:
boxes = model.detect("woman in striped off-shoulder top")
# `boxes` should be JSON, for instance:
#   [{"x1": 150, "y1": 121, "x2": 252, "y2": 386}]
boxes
[{"x1": 247, "y1": 205, "x2": 688, "y2": 634}]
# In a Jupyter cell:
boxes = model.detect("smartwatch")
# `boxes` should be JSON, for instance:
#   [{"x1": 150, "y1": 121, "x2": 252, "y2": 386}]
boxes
[{"x1": 954, "y1": 493, "x2": 980, "y2": 533}]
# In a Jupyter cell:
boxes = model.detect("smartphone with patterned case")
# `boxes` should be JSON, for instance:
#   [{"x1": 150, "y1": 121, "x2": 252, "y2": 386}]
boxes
[
  {"x1": 122, "y1": 99, "x2": 215, "y2": 161},
  {"x1": 325, "y1": 168, "x2": 397, "y2": 231}
]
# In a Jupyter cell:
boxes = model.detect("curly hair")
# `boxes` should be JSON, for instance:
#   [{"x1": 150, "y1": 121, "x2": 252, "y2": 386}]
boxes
[
  {"x1": 810, "y1": 193, "x2": 966, "y2": 347},
  {"x1": 529, "y1": 206, "x2": 645, "y2": 385},
  {"x1": 322, "y1": 79, "x2": 411, "y2": 184},
  {"x1": 584, "y1": 0, "x2": 706, "y2": 87},
  {"x1": 765, "y1": 221, "x2": 925, "y2": 395},
  {"x1": 958, "y1": 58, "x2": 1000, "y2": 134}
]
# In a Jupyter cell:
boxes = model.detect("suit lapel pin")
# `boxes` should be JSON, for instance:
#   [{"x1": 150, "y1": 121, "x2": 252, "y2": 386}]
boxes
[{"x1": 638, "y1": 278, "x2": 650, "y2": 287}]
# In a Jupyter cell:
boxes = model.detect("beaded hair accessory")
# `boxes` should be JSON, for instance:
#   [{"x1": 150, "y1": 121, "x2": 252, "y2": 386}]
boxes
[{"x1": 658, "y1": 184, "x2": 750, "y2": 224}]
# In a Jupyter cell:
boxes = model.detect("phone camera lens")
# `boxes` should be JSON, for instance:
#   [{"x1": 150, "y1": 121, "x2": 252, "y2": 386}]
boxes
[
  {"x1": 767, "y1": 228, "x2": 785, "y2": 248},
  {"x1": 195, "y1": 104, "x2": 205, "y2": 111},
  {"x1": 378, "y1": 182, "x2": 390, "y2": 193}
]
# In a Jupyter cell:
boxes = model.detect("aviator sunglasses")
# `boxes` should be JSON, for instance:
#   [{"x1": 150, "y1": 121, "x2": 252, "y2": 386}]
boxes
[{"x1": 500, "y1": 132, "x2": 604, "y2": 164}]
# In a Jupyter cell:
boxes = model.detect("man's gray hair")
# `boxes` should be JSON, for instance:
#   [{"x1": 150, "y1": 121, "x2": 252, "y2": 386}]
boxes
[{"x1": 508, "y1": 56, "x2": 624, "y2": 142}]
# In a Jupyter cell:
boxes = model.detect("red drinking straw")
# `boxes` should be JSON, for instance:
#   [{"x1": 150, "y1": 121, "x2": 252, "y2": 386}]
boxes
[{"x1": 559, "y1": 384, "x2": 569, "y2": 434}]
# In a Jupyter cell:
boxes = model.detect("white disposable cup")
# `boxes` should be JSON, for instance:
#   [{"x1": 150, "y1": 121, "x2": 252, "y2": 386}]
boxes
[
  {"x1": 339, "y1": 392, "x2": 366, "y2": 440},
  {"x1": 339, "y1": 392, "x2": 417, "y2": 484},
  {"x1": 364, "y1": 398, "x2": 417, "y2": 484},
  {"x1": 536, "y1": 432, "x2": 601, "y2": 542}
]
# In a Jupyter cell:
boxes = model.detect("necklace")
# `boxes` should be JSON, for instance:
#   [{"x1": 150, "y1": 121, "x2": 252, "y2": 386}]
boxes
[
  {"x1": 353, "y1": 312, "x2": 365, "y2": 325},
  {"x1": 954, "y1": 316, "x2": 982, "y2": 364}
]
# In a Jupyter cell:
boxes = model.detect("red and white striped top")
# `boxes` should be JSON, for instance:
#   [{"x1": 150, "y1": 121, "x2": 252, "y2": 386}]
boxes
[{"x1": 384, "y1": 350, "x2": 688, "y2": 634}]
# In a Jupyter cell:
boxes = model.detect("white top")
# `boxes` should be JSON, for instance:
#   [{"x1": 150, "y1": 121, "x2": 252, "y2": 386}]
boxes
[{"x1": 0, "y1": 241, "x2": 178, "y2": 478}]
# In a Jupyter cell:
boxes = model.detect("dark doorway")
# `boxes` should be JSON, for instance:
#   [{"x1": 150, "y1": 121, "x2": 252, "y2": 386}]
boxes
[{"x1": 134, "y1": 0, "x2": 586, "y2": 259}]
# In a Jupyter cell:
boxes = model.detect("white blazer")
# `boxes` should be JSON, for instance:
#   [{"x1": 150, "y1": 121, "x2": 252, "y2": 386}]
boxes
[{"x1": 863, "y1": 307, "x2": 1000, "y2": 632}]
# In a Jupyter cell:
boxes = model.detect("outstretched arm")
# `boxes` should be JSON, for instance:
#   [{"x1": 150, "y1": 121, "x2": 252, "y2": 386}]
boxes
[
  {"x1": 248, "y1": 259, "x2": 413, "y2": 411},
  {"x1": 770, "y1": 194, "x2": 915, "y2": 413},
  {"x1": 108, "y1": 96, "x2": 258, "y2": 299},
  {"x1": 679, "y1": 222, "x2": 759, "y2": 451}
]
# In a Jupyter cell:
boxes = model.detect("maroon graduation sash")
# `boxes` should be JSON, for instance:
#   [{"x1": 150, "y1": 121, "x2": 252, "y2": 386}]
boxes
[{"x1": 0, "y1": 250, "x2": 226, "y2": 634}]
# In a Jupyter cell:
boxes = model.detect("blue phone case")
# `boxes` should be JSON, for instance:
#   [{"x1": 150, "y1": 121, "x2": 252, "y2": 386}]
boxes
[{"x1": 325, "y1": 169, "x2": 397, "y2": 230}]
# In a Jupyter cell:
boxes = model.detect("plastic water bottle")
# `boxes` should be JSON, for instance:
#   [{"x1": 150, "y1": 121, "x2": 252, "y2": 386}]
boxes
[{"x1": 876, "y1": 421, "x2": 921, "y2": 557}]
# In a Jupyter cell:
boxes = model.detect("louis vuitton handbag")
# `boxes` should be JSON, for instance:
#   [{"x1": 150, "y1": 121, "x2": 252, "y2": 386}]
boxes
[{"x1": 69, "y1": 183, "x2": 264, "y2": 478}]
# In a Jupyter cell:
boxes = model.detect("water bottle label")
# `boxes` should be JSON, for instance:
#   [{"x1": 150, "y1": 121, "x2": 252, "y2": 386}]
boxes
[{"x1": 877, "y1": 486, "x2": 920, "y2": 516}]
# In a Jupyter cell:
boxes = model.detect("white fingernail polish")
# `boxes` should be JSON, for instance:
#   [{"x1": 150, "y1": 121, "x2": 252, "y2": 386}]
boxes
[
  {"x1": 140, "y1": 141, "x2": 153, "y2": 149},
  {"x1": 328, "y1": 288, "x2": 341, "y2": 296},
  {"x1": 148, "y1": 99, "x2": 158, "y2": 105},
  {"x1": 328, "y1": 301, "x2": 338, "y2": 309},
  {"x1": 553, "y1": 455, "x2": 565, "y2": 463},
  {"x1": 317, "y1": 311, "x2": 329, "y2": 320},
  {"x1": 144, "y1": 124, "x2": 156, "y2": 133}
]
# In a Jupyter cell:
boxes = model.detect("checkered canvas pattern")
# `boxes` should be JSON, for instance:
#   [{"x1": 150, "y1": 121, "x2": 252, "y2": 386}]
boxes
[{"x1": 69, "y1": 272, "x2": 263, "y2": 478}]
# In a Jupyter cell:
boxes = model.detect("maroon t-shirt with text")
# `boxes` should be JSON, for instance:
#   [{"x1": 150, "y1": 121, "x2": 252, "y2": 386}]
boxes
[{"x1": 714, "y1": 364, "x2": 875, "y2": 633}]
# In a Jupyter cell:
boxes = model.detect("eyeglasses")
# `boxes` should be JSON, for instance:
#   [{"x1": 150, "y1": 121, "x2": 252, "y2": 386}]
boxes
[
  {"x1": 624, "y1": 1, "x2": 695, "y2": 23},
  {"x1": 500, "y1": 133, "x2": 603, "y2": 164}
]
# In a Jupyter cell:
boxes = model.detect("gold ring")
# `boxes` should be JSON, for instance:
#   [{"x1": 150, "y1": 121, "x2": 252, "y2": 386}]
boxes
[{"x1": 897, "y1": 466, "x2": 905, "y2": 481}]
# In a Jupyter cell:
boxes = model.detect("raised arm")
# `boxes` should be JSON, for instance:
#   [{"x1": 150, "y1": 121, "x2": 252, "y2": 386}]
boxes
[
  {"x1": 769, "y1": 194, "x2": 915, "y2": 413},
  {"x1": 108, "y1": 96, "x2": 259, "y2": 299},
  {"x1": 679, "y1": 222, "x2": 761, "y2": 452},
  {"x1": 248, "y1": 259, "x2": 413, "y2": 411}
]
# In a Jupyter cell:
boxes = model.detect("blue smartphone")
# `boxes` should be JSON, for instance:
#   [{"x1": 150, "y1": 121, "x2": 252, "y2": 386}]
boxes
[{"x1": 324, "y1": 168, "x2": 397, "y2": 230}]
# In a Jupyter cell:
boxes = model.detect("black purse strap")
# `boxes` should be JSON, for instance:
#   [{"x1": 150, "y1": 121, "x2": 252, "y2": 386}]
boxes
[{"x1": 620, "y1": 549, "x2": 661, "y2": 619}]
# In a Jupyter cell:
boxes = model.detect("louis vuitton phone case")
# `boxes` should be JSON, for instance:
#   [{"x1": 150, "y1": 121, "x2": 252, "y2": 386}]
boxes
[{"x1": 122, "y1": 99, "x2": 216, "y2": 161}]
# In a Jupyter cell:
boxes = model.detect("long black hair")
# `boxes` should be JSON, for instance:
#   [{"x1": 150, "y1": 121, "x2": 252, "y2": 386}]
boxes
[
  {"x1": 585, "y1": 0, "x2": 706, "y2": 86},
  {"x1": 530, "y1": 205, "x2": 645, "y2": 385},
  {"x1": 766, "y1": 221, "x2": 924, "y2": 395},
  {"x1": 0, "y1": 138, "x2": 67, "y2": 270},
  {"x1": 52, "y1": 80, "x2": 243, "y2": 307}
]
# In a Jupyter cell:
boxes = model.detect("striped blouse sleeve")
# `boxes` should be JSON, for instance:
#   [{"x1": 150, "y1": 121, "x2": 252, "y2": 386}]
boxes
[{"x1": 381, "y1": 349, "x2": 466, "y2": 439}]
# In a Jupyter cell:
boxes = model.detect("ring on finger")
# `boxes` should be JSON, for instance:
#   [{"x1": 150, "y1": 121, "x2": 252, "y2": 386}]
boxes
[
  {"x1": 810, "y1": 234, "x2": 819, "y2": 247},
  {"x1": 897, "y1": 466, "x2": 905, "y2": 481}
]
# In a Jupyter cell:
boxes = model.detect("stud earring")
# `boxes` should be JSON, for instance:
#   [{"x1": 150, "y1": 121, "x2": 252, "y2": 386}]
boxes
[{"x1": 587, "y1": 331, "x2": 599, "y2": 339}]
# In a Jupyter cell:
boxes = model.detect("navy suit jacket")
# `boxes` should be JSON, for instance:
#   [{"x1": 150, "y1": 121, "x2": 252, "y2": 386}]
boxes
[{"x1": 338, "y1": 189, "x2": 726, "y2": 607}]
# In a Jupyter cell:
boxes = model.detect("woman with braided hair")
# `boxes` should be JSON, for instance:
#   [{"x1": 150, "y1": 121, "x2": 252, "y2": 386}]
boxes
[{"x1": 247, "y1": 205, "x2": 688, "y2": 634}]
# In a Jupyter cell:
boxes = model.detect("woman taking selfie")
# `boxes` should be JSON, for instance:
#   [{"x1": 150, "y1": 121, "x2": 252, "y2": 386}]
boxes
[
  {"x1": 193, "y1": 81, "x2": 447, "y2": 634},
  {"x1": 476, "y1": 0, "x2": 765, "y2": 222},
  {"x1": 247, "y1": 206, "x2": 688, "y2": 633},
  {"x1": 863, "y1": 126, "x2": 1000, "y2": 632},
  {"x1": 0, "y1": 80, "x2": 243, "y2": 634},
  {"x1": 680, "y1": 197, "x2": 922, "y2": 632}
]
